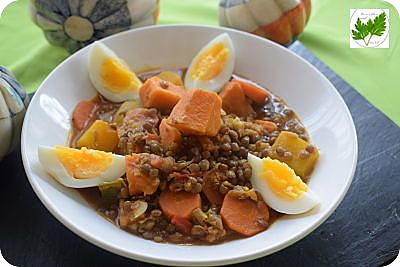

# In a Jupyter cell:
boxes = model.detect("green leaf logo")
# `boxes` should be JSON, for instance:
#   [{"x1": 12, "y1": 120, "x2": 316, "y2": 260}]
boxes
[{"x1": 352, "y1": 12, "x2": 387, "y2": 46}]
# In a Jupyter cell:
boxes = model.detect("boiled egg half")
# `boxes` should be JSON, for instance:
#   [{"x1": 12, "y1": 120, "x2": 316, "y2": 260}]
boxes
[
  {"x1": 248, "y1": 154, "x2": 319, "y2": 214},
  {"x1": 38, "y1": 145, "x2": 125, "y2": 188},
  {"x1": 88, "y1": 42, "x2": 143, "y2": 102},
  {"x1": 184, "y1": 33, "x2": 234, "y2": 92}
]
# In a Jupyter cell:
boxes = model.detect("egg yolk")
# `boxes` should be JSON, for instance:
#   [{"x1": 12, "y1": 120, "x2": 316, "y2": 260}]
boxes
[
  {"x1": 101, "y1": 58, "x2": 135, "y2": 92},
  {"x1": 191, "y1": 42, "x2": 229, "y2": 80},
  {"x1": 262, "y1": 158, "x2": 308, "y2": 200},
  {"x1": 55, "y1": 146, "x2": 113, "y2": 179}
]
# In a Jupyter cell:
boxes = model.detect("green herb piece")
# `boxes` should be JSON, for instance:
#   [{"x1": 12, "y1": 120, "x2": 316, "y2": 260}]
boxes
[{"x1": 99, "y1": 178, "x2": 125, "y2": 205}]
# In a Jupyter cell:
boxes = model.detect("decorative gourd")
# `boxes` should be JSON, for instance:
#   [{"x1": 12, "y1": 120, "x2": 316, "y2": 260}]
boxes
[
  {"x1": 219, "y1": 0, "x2": 311, "y2": 45},
  {"x1": 29, "y1": 0, "x2": 160, "y2": 53},
  {"x1": 0, "y1": 67, "x2": 30, "y2": 160}
]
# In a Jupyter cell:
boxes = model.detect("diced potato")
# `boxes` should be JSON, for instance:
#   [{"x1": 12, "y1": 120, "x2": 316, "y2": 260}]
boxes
[
  {"x1": 99, "y1": 178, "x2": 125, "y2": 204},
  {"x1": 271, "y1": 131, "x2": 319, "y2": 178},
  {"x1": 76, "y1": 120, "x2": 119, "y2": 152},
  {"x1": 156, "y1": 71, "x2": 183, "y2": 86},
  {"x1": 113, "y1": 100, "x2": 142, "y2": 126}
]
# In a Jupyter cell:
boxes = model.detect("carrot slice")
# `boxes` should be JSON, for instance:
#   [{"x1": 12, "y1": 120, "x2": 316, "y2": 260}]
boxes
[
  {"x1": 219, "y1": 81, "x2": 254, "y2": 117},
  {"x1": 159, "y1": 190, "x2": 201, "y2": 219},
  {"x1": 72, "y1": 100, "x2": 96, "y2": 130},
  {"x1": 159, "y1": 118, "x2": 182, "y2": 152},
  {"x1": 203, "y1": 171, "x2": 224, "y2": 205},
  {"x1": 255, "y1": 120, "x2": 277, "y2": 133},
  {"x1": 234, "y1": 79, "x2": 269, "y2": 104},
  {"x1": 168, "y1": 89, "x2": 222, "y2": 136},
  {"x1": 220, "y1": 191, "x2": 269, "y2": 236},
  {"x1": 126, "y1": 154, "x2": 159, "y2": 195},
  {"x1": 171, "y1": 216, "x2": 192, "y2": 235}
]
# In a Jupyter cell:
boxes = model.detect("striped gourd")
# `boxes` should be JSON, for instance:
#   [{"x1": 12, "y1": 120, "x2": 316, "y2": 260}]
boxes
[
  {"x1": 0, "y1": 67, "x2": 29, "y2": 160},
  {"x1": 29, "y1": 0, "x2": 160, "y2": 53},
  {"x1": 219, "y1": 0, "x2": 311, "y2": 45}
]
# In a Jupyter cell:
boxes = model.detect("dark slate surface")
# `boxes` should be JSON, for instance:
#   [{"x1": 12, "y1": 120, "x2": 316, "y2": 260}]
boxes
[{"x1": 0, "y1": 42, "x2": 399, "y2": 267}]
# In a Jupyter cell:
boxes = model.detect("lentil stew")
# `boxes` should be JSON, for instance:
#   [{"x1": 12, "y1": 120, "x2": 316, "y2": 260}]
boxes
[{"x1": 67, "y1": 68, "x2": 319, "y2": 245}]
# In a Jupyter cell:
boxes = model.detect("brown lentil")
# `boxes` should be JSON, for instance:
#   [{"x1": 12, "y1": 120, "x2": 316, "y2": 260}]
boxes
[
  {"x1": 188, "y1": 163, "x2": 200, "y2": 173},
  {"x1": 142, "y1": 232, "x2": 154, "y2": 239},
  {"x1": 228, "y1": 130, "x2": 239, "y2": 140},
  {"x1": 276, "y1": 146, "x2": 285, "y2": 156},
  {"x1": 241, "y1": 136, "x2": 250, "y2": 145},
  {"x1": 306, "y1": 144, "x2": 315, "y2": 153},
  {"x1": 199, "y1": 159, "x2": 210, "y2": 171},
  {"x1": 299, "y1": 150, "x2": 310, "y2": 159},
  {"x1": 283, "y1": 151, "x2": 293, "y2": 160},
  {"x1": 226, "y1": 170, "x2": 236, "y2": 179},
  {"x1": 151, "y1": 209, "x2": 162, "y2": 217},
  {"x1": 153, "y1": 235, "x2": 163, "y2": 242}
]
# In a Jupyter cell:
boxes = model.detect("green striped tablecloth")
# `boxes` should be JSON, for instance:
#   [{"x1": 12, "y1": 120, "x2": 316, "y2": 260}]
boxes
[{"x1": 0, "y1": 0, "x2": 399, "y2": 125}]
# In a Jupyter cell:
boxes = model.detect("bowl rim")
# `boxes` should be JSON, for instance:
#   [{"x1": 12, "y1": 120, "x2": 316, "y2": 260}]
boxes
[{"x1": 21, "y1": 24, "x2": 358, "y2": 266}]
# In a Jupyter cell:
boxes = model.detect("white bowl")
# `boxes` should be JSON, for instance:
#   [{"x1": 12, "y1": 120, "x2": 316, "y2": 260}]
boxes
[{"x1": 21, "y1": 25, "x2": 357, "y2": 266}]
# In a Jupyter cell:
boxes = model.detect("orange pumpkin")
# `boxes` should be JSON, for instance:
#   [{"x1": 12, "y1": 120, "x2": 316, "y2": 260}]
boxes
[{"x1": 219, "y1": 0, "x2": 311, "y2": 45}]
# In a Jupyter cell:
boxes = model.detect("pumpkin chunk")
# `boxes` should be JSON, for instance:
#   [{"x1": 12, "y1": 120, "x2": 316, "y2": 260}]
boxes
[
  {"x1": 219, "y1": 81, "x2": 254, "y2": 117},
  {"x1": 139, "y1": 76, "x2": 185, "y2": 113},
  {"x1": 271, "y1": 131, "x2": 319, "y2": 178},
  {"x1": 168, "y1": 89, "x2": 222, "y2": 136},
  {"x1": 76, "y1": 120, "x2": 118, "y2": 152}
]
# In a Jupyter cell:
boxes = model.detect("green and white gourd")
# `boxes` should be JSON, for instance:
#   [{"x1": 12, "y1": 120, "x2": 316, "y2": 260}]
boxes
[
  {"x1": 0, "y1": 67, "x2": 30, "y2": 160},
  {"x1": 29, "y1": 0, "x2": 160, "y2": 53}
]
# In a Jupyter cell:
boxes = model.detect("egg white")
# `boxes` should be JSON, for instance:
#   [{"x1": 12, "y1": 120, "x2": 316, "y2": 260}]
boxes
[
  {"x1": 184, "y1": 33, "x2": 235, "y2": 92},
  {"x1": 38, "y1": 146, "x2": 126, "y2": 188},
  {"x1": 88, "y1": 42, "x2": 142, "y2": 102},
  {"x1": 248, "y1": 153, "x2": 319, "y2": 214}
]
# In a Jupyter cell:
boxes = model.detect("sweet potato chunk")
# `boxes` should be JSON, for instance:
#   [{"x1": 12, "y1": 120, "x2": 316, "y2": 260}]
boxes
[
  {"x1": 168, "y1": 89, "x2": 222, "y2": 136},
  {"x1": 159, "y1": 118, "x2": 182, "y2": 152},
  {"x1": 139, "y1": 76, "x2": 185, "y2": 113},
  {"x1": 234, "y1": 79, "x2": 269, "y2": 105},
  {"x1": 126, "y1": 154, "x2": 159, "y2": 195},
  {"x1": 219, "y1": 81, "x2": 254, "y2": 117}
]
